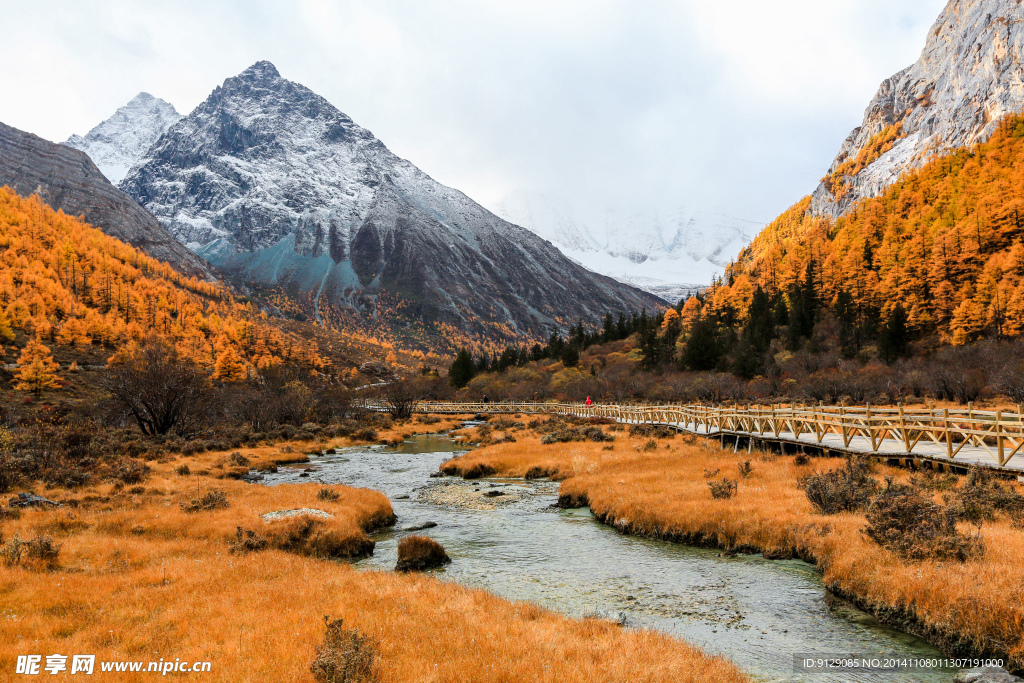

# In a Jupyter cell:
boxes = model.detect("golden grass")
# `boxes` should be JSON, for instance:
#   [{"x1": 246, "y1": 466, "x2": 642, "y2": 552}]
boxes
[
  {"x1": 0, "y1": 434, "x2": 747, "y2": 682},
  {"x1": 442, "y1": 429, "x2": 1024, "y2": 667}
]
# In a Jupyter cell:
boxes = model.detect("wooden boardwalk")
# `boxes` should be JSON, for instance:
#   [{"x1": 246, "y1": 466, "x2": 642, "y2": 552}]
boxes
[{"x1": 414, "y1": 401, "x2": 1024, "y2": 475}]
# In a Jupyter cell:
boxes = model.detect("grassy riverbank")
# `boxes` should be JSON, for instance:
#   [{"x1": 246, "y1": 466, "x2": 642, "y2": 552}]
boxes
[
  {"x1": 440, "y1": 421, "x2": 1024, "y2": 669},
  {"x1": 1, "y1": 430, "x2": 747, "y2": 682}
]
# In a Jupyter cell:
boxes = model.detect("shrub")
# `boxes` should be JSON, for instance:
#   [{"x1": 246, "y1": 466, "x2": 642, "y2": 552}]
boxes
[
  {"x1": 737, "y1": 461, "x2": 753, "y2": 478},
  {"x1": 310, "y1": 616, "x2": 377, "y2": 683},
  {"x1": 709, "y1": 478, "x2": 737, "y2": 499},
  {"x1": 229, "y1": 452, "x2": 251, "y2": 467},
  {"x1": 395, "y1": 535, "x2": 451, "y2": 571},
  {"x1": 0, "y1": 534, "x2": 24, "y2": 566},
  {"x1": 463, "y1": 463, "x2": 496, "y2": 480},
  {"x1": 794, "y1": 453, "x2": 810, "y2": 466},
  {"x1": 524, "y1": 466, "x2": 558, "y2": 480},
  {"x1": 24, "y1": 535, "x2": 62, "y2": 570},
  {"x1": 911, "y1": 469, "x2": 959, "y2": 492},
  {"x1": 629, "y1": 424, "x2": 675, "y2": 439},
  {"x1": 317, "y1": 488, "x2": 341, "y2": 502},
  {"x1": 864, "y1": 488, "x2": 984, "y2": 562},
  {"x1": 230, "y1": 526, "x2": 268, "y2": 553},
  {"x1": 352, "y1": 428, "x2": 378, "y2": 442},
  {"x1": 703, "y1": 468, "x2": 720, "y2": 479},
  {"x1": 944, "y1": 467, "x2": 1024, "y2": 523},
  {"x1": 180, "y1": 489, "x2": 229, "y2": 513},
  {"x1": 799, "y1": 457, "x2": 877, "y2": 514},
  {"x1": 1, "y1": 533, "x2": 61, "y2": 570},
  {"x1": 175, "y1": 464, "x2": 191, "y2": 476},
  {"x1": 264, "y1": 516, "x2": 374, "y2": 559},
  {"x1": 640, "y1": 439, "x2": 658, "y2": 452},
  {"x1": 110, "y1": 458, "x2": 150, "y2": 485}
]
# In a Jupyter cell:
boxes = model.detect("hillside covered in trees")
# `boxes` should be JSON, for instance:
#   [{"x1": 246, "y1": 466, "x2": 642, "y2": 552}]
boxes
[
  {"x1": 0, "y1": 187, "x2": 428, "y2": 386},
  {"x1": 453, "y1": 116, "x2": 1024, "y2": 405}
]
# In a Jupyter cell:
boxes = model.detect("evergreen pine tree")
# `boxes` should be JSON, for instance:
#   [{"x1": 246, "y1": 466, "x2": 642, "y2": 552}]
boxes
[
  {"x1": 681, "y1": 314, "x2": 722, "y2": 371},
  {"x1": 448, "y1": 348, "x2": 475, "y2": 388},
  {"x1": 878, "y1": 304, "x2": 910, "y2": 364}
]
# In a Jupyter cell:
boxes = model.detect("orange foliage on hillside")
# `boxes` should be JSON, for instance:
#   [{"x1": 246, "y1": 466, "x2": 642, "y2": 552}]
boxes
[
  {"x1": 716, "y1": 115, "x2": 1024, "y2": 344},
  {"x1": 0, "y1": 187, "x2": 325, "y2": 373}
]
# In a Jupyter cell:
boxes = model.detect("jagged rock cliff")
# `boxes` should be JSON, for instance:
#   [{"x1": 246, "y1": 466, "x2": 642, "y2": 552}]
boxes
[
  {"x1": 121, "y1": 61, "x2": 663, "y2": 336},
  {"x1": 0, "y1": 121, "x2": 216, "y2": 280},
  {"x1": 811, "y1": 0, "x2": 1024, "y2": 217},
  {"x1": 63, "y1": 93, "x2": 182, "y2": 184}
]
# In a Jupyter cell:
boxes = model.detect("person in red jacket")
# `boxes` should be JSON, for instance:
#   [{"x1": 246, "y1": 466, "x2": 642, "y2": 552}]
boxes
[{"x1": 585, "y1": 396, "x2": 592, "y2": 406}]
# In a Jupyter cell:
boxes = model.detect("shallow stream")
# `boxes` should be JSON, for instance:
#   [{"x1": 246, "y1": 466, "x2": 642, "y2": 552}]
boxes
[{"x1": 263, "y1": 434, "x2": 957, "y2": 682}]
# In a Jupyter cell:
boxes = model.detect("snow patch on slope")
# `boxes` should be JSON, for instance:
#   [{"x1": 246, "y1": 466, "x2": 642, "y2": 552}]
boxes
[{"x1": 495, "y1": 192, "x2": 760, "y2": 300}]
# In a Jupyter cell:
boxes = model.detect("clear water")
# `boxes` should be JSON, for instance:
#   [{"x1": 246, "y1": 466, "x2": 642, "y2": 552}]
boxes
[{"x1": 262, "y1": 435, "x2": 958, "y2": 682}]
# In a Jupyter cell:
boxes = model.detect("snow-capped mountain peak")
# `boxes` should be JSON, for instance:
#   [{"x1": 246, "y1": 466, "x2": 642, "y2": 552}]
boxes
[
  {"x1": 118, "y1": 61, "x2": 663, "y2": 338},
  {"x1": 63, "y1": 92, "x2": 181, "y2": 184}
]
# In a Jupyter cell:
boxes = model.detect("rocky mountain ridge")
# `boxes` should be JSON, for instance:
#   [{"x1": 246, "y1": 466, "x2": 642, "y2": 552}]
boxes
[
  {"x1": 119, "y1": 61, "x2": 662, "y2": 339},
  {"x1": 811, "y1": 0, "x2": 1024, "y2": 217}
]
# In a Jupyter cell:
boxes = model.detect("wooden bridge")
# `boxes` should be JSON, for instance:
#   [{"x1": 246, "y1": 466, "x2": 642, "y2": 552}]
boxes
[{"x1": 412, "y1": 401, "x2": 1024, "y2": 475}]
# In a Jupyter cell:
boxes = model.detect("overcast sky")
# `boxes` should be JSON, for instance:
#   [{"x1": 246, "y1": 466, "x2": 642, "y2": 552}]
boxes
[{"x1": 0, "y1": 0, "x2": 948, "y2": 228}]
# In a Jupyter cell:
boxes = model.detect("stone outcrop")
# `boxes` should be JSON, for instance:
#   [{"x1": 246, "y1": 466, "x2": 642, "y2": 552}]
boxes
[{"x1": 811, "y1": 0, "x2": 1024, "y2": 217}]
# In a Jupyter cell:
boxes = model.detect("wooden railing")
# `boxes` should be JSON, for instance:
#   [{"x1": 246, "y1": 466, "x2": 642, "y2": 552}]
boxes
[{"x1": 403, "y1": 401, "x2": 1024, "y2": 469}]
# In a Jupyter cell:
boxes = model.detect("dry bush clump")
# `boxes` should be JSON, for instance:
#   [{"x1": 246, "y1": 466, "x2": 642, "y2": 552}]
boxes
[
  {"x1": 639, "y1": 439, "x2": 658, "y2": 452},
  {"x1": 230, "y1": 526, "x2": 268, "y2": 553},
  {"x1": 799, "y1": 457, "x2": 877, "y2": 514},
  {"x1": 310, "y1": 616, "x2": 377, "y2": 683},
  {"x1": 110, "y1": 458, "x2": 150, "y2": 485},
  {"x1": 524, "y1": 465, "x2": 559, "y2": 480},
  {"x1": 737, "y1": 461, "x2": 753, "y2": 478},
  {"x1": 708, "y1": 478, "x2": 737, "y2": 499},
  {"x1": 180, "y1": 489, "x2": 229, "y2": 513},
  {"x1": 793, "y1": 453, "x2": 810, "y2": 466},
  {"x1": 462, "y1": 463, "x2": 497, "y2": 480},
  {"x1": 628, "y1": 424, "x2": 675, "y2": 439},
  {"x1": 174, "y1": 464, "x2": 191, "y2": 476},
  {"x1": 702, "y1": 468, "x2": 720, "y2": 479},
  {"x1": 911, "y1": 469, "x2": 959, "y2": 492},
  {"x1": 229, "y1": 452, "x2": 251, "y2": 467},
  {"x1": 317, "y1": 488, "x2": 341, "y2": 502},
  {"x1": 264, "y1": 515, "x2": 374, "y2": 559},
  {"x1": 395, "y1": 535, "x2": 451, "y2": 572},
  {"x1": 540, "y1": 426, "x2": 613, "y2": 444},
  {"x1": 0, "y1": 533, "x2": 61, "y2": 570},
  {"x1": 864, "y1": 487, "x2": 984, "y2": 562},
  {"x1": 943, "y1": 467, "x2": 1024, "y2": 523}
]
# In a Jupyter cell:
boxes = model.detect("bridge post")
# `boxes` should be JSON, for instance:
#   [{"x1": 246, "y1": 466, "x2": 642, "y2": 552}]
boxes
[
  {"x1": 997, "y1": 411, "x2": 1005, "y2": 465},
  {"x1": 944, "y1": 408, "x2": 952, "y2": 458}
]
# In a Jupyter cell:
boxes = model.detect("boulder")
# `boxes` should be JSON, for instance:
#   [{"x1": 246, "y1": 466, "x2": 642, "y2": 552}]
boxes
[
  {"x1": 956, "y1": 667, "x2": 1023, "y2": 683},
  {"x1": 9, "y1": 492, "x2": 62, "y2": 508},
  {"x1": 260, "y1": 508, "x2": 334, "y2": 523}
]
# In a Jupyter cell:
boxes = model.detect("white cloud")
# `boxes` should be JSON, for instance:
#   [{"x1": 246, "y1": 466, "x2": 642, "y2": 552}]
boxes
[{"x1": 0, "y1": 0, "x2": 949, "y2": 227}]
